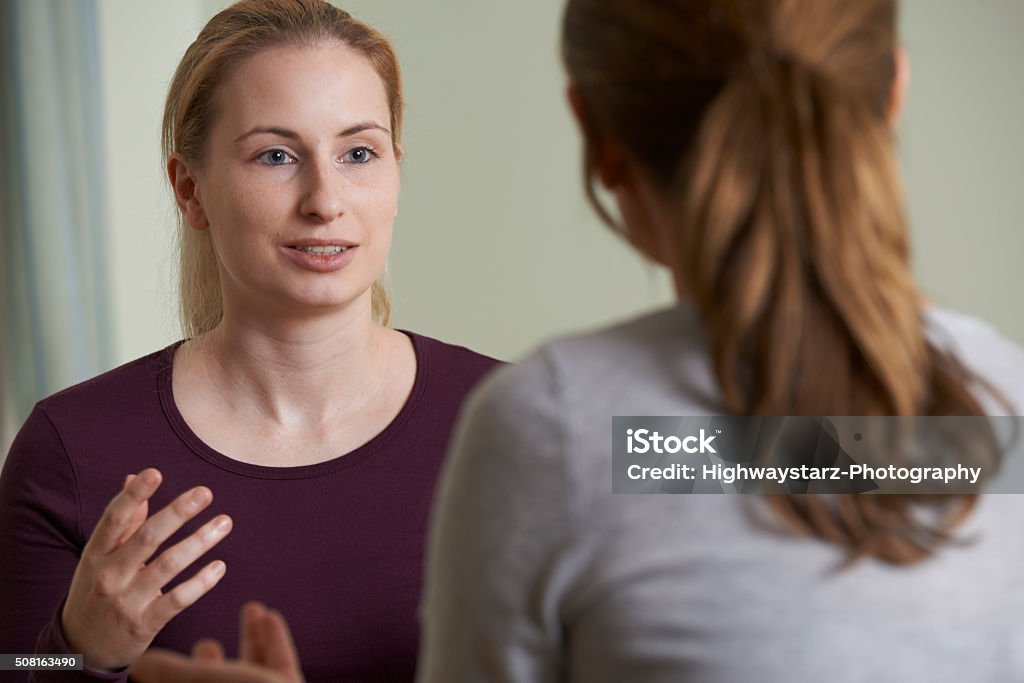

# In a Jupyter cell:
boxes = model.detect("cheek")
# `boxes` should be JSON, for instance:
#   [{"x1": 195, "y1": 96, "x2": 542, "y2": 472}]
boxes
[
  {"x1": 353, "y1": 171, "x2": 401, "y2": 234},
  {"x1": 213, "y1": 177, "x2": 288, "y2": 234},
  {"x1": 205, "y1": 187, "x2": 286, "y2": 273}
]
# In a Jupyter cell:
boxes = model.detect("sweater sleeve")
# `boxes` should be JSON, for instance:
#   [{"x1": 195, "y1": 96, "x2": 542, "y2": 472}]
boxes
[
  {"x1": 417, "y1": 350, "x2": 584, "y2": 683},
  {"x1": 0, "y1": 406, "x2": 127, "y2": 682}
]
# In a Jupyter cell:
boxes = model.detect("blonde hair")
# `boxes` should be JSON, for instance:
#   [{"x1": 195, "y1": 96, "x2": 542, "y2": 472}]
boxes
[
  {"x1": 162, "y1": 0, "x2": 402, "y2": 337},
  {"x1": 563, "y1": 0, "x2": 1000, "y2": 564}
]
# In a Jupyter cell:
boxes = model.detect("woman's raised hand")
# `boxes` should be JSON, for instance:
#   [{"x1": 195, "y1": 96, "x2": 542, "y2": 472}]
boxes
[{"x1": 61, "y1": 468, "x2": 233, "y2": 672}]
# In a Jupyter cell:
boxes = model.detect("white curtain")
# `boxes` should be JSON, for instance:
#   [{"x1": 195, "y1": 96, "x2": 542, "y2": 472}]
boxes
[{"x1": 1, "y1": 0, "x2": 112, "y2": 456}]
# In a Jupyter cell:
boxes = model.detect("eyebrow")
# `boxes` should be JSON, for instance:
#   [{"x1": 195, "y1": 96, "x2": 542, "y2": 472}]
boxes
[{"x1": 232, "y1": 122, "x2": 391, "y2": 144}]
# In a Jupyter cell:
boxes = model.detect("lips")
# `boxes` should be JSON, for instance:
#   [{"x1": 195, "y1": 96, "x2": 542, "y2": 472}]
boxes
[{"x1": 281, "y1": 239, "x2": 358, "y2": 273}]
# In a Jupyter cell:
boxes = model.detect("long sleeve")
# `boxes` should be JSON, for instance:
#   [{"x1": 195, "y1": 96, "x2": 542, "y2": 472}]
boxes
[
  {"x1": 417, "y1": 351, "x2": 586, "y2": 683},
  {"x1": 0, "y1": 406, "x2": 126, "y2": 682}
]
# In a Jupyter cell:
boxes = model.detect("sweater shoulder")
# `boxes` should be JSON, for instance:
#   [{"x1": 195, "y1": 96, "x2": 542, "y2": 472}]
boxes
[
  {"x1": 36, "y1": 345, "x2": 175, "y2": 424},
  {"x1": 405, "y1": 331, "x2": 505, "y2": 390},
  {"x1": 925, "y1": 307, "x2": 1024, "y2": 414}
]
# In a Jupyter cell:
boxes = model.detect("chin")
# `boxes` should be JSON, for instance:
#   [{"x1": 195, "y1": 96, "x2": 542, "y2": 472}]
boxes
[{"x1": 285, "y1": 288, "x2": 373, "y2": 314}]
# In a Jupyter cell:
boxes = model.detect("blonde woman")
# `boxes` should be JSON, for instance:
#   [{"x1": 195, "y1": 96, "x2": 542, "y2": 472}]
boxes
[{"x1": 0, "y1": 1, "x2": 498, "y2": 681}]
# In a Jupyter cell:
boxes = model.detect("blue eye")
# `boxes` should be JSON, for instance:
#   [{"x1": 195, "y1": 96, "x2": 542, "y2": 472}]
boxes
[
  {"x1": 257, "y1": 149, "x2": 295, "y2": 166},
  {"x1": 343, "y1": 146, "x2": 379, "y2": 164}
]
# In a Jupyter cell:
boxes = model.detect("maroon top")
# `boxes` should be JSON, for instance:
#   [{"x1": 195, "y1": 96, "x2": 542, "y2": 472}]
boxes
[{"x1": 0, "y1": 332, "x2": 501, "y2": 682}]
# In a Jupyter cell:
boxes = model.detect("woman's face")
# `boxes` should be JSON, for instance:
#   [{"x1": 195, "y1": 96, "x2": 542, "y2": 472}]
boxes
[{"x1": 191, "y1": 43, "x2": 400, "y2": 320}]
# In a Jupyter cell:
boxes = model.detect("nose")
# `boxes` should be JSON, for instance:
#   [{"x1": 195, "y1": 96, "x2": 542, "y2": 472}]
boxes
[{"x1": 298, "y1": 156, "x2": 345, "y2": 223}]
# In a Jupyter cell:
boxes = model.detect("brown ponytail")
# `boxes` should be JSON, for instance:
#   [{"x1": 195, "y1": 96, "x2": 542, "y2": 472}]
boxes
[
  {"x1": 564, "y1": 0, "x2": 998, "y2": 564},
  {"x1": 683, "y1": 48, "x2": 927, "y2": 416}
]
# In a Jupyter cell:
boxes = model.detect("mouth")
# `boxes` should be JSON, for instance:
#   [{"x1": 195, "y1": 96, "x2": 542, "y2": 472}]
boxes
[
  {"x1": 287, "y1": 245, "x2": 353, "y2": 255},
  {"x1": 282, "y1": 241, "x2": 358, "y2": 273}
]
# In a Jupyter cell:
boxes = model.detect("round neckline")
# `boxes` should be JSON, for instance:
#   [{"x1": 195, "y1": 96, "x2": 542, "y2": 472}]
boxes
[{"x1": 157, "y1": 330, "x2": 429, "y2": 479}]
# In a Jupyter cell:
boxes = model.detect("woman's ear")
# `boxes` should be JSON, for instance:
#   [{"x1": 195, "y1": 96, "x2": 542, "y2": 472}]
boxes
[
  {"x1": 888, "y1": 46, "x2": 911, "y2": 125},
  {"x1": 568, "y1": 84, "x2": 675, "y2": 272},
  {"x1": 567, "y1": 84, "x2": 629, "y2": 190},
  {"x1": 167, "y1": 154, "x2": 209, "y2": 230}
]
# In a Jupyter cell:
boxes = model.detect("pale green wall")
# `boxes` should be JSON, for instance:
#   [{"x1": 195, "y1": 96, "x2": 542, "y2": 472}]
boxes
[
  {"x1": 314, "y1": 0, "x2": 674, "y2": 360},
  {"x1": 99, "y1": 0, "x2": 1024, "y2": 366},
  {"x1": 99, "y1": 0, "x2": 210, "y2": 358},
  {"x1": 900, "y1": 0, "x2": 1024, "y2": 345}
]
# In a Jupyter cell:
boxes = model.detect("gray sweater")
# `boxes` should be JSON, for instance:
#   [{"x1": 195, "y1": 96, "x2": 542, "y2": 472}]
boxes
[{"x1": 418, "y1": 303, "x2": 1024, "y2": 683}]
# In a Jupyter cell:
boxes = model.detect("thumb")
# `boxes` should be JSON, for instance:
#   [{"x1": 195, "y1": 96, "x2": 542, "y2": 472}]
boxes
[
  {"x1": 130, "y1": 650, "x2": 213, "y2": 683},
  {"x1": 131, "y1": 650, "x2": 287, "y2": 683}
]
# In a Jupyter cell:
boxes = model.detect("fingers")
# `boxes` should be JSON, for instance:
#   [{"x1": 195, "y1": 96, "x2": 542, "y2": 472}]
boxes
[
  {"x1": 87, "y1": 468, "x2": 162, "y2": 555},
  {"x1": 261, "y1": 609, "x2": 303, "y2": 678},
  {"x1": 63, "y1": 472, "x2": 232, "y2": 670},
  {"x1": 240, "y1": 602, "x2": 268, "y2": 663},
  {"x1": 239, "y1": 604, "x2": 304, "y2": 682},
  {"x1": 192, "y1": 639, "x2": 225, "y2": 663},
  {"x1": 117, "y1": 476, "x2": 149, "y2": 547},
  {"x1": 131, "y1": 606, "x2": 304, "y2": 683},
  {"x1": 130, "y1": 513, "x2": 232, "y2": 598},
  {"x1": 144, "y1": 560, "x2": 228, "y2": 630},
  {"x1": 118, "y1": 485, "x2": 216, "y2": 566}
]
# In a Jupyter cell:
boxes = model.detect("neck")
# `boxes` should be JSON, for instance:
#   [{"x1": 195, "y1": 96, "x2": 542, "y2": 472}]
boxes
[{"x1": 186, "y1": 300, "x2": 391, "y2": 428}]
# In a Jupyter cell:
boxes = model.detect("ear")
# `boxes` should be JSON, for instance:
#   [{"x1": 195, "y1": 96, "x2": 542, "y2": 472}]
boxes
[
  {"x1": 888, "y1": 46, "x2": 910, "y2": 125},
  {"x1": 394, "y1": 142, "x2": 404, "y2": 164},
  {"x1": 568, "y1": 82, "x2": 672, "y2": 268},
  {"x1": 567, "y1": 83, "x2": 630, "y2": 190},
  {"x1": 167, "y1": 153, "x2": 209, "y2": 230}
]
